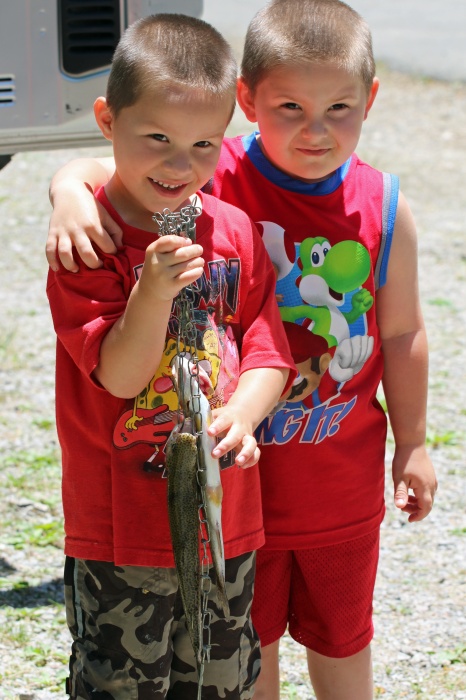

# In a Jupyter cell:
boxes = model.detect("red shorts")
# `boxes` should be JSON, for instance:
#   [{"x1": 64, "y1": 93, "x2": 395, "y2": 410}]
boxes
[{"x1": 251, "y1": 528, "x2": 380, "y2": 658}]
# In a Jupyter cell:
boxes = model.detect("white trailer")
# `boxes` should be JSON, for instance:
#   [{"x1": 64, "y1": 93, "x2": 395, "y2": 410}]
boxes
[{"x1": 0, "y1": 0, "x2": 203, "y2": 167}]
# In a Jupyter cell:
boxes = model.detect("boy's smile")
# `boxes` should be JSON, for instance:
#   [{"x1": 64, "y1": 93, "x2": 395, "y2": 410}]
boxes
[
  {"x1": 238, "y1": 62, "x2": 378, "y2": 183},
  {"x1": 94, "y1": 88, "x2": 232, "y2": 229}
]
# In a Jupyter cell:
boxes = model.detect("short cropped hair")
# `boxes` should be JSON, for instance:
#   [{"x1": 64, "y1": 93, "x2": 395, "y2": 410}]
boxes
[
  {"x1": 107, "y1": 14, "x2": 238, "y2": 116},
  {"x1": 241, "y1": 0, "x2": 375, "y2": 93}
]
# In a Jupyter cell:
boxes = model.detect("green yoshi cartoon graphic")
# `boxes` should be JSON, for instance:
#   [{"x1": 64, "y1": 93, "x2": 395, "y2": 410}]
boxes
[
  {"x1": 278, "y1": 235, "x2": 373, "y2": 348},
  {"x1": 258, "y1": 221, "x2": 375, "y2": 399}
]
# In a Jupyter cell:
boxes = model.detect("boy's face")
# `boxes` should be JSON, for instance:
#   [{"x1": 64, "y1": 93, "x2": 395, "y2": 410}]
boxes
[
  {"x1": 94, "y1": 88, "x2": 232, "y2": 228},
  {"x1": 237, "y1": 62, "x2": 378, "y2": 183}
]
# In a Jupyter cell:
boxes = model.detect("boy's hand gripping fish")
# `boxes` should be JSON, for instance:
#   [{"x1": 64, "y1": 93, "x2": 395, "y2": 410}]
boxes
[{"x1": 171, "y1": 354, "x2": 230, "y2": 619}]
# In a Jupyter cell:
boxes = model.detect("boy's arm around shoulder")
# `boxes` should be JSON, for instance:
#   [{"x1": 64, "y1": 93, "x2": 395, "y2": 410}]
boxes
[
  {"x1": 376, "y1": 192, "x2": 437, "y2": 522},
  {"x1": 47, "y1": 156, "x2": 118, "y2": 272}
]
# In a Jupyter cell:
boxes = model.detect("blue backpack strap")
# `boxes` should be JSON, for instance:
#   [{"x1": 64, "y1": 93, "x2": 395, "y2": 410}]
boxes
[{"x1": 374, "y1": 172, "x2": 399, "y2": 289}]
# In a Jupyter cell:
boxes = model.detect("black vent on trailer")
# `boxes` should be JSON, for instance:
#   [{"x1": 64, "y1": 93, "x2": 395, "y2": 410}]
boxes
[
  {"x1": 0, "y1": 75, "x2": 15, "y2": 105},
  {"x1": 59, "y1": 0, "x2": 121, "y2": 76}
]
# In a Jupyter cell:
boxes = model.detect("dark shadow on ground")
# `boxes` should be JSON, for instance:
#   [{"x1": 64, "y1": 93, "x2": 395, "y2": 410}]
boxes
[
  {"x1": 0, "y1": 577, "x2": 64, "y2": 607},
  {"x1": 0, "y1": 557, "x2": 17, "y2": 574}
]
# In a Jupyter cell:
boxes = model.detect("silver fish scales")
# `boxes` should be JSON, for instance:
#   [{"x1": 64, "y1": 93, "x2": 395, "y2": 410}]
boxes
[
  {"x1": 172, "y1": 354, "x2": 230, "y2": 618},
  {"x1": 166, "y1": 423, "x2": 203, "y2": 666}
]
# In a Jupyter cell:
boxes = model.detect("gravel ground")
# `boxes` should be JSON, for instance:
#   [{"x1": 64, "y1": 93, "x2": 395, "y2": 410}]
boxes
[{"x1": 0, "y1": 66, "x2": 465, "y2": 699}]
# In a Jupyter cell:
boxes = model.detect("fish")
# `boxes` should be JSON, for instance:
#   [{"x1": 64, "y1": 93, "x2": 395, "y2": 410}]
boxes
[
  {"x1": 172, "y1": 354, "x2": 230, "y2": 619},
  {"x1": 166, "y1": 422, "x2": 202, "y2": 666}
]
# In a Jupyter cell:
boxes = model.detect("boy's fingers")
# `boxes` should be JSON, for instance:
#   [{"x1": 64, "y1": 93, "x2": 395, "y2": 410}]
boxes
[
  {"x1": 54, "y1": 239, "x2": 80, "y2": 272},
  {"x1": 250, "y1": 446, "x2": 261, "y2": 467},
  {"x1": 207, "y1": 412, "x2": 229, "y2": 438},
  {"x1": 395, "y1": 484, "x2": 434, "y2": 522},
  {"x1": 152, "y1": 237, "x2": 204, "y2": 264},
  {"x1": 399, "y1": 494, "x2": 420, "y2": 514},
  {"x1": 154, "y1": 234, "x2": 193, "y2": 251},
  {"x1": 407, "y1": 499, "x2": 429, "y2": 522},
  {"x1": 410, "y1": 486, "x2": 434, "y2": 521},
  {"x1": 61, "y1": 234, "x2": 104, "y2": 270},
  {"x1": 235, "y1": 436, "x2": 260, "y2": 469},
  {"x1": 108, "y1": 228, "x2": 124, "y2": 249},
  {"x1": 236, "y1": 448, "x2": 260, "y2": 469},
  {"x1": 177, "y1": 266, "x2": 204, "y2": 288},
  {"x1": 95, "y1": 206, "x2": 123, "y2": 251},
  {"x1": 210, "y1": 422, "x2": 246, "y2": 458},
  {"x1": 394, "y1": 480, "x2": 409, "y2": 508},
  {"x1": 90, "y1": 227, "x2": 119, "y2": 254},
  {"x1": 45, "y1": 235, "x2": 61, "y2": 272},
  {"x1": 175, "y1": 243, "x2": 204, "y2": 262},
  {"x1": 211, "y1": 432, "x2": 236, "y2": 458}
]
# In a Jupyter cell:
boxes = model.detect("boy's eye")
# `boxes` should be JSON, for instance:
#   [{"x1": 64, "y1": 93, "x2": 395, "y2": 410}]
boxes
[
  {"x1": 329, "y1": 103, "x2": 348, "y2": 111},
  {"x1": 194, "y1": 140, "x2": 211, "y2": 148},
  {"x1": 282, "y1": 102, "x2": 301, "y2": 111},
  {"x1": 150, "y1": 133, "x2": 169, "y2": 142}
]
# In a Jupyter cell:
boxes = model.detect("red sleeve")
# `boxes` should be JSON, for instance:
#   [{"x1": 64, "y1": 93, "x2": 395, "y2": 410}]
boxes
[{"x1": 46, "y1": 253, "x2": 131, "y2": 382}]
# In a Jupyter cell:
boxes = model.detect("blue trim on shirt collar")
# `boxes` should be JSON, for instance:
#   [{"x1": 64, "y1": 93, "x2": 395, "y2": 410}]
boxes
[{"x1": 242, "y1": 131, "x2": 350, "y2": 195}]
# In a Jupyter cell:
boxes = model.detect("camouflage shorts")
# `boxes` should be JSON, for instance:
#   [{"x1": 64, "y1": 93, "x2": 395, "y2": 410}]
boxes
[{"x1": 64, "y1": 551, "x2": 260, "y2": 699}]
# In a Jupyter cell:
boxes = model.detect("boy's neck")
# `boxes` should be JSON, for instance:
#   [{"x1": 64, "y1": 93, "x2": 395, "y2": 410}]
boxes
[
  {"x1": 255, "y1": 133, "x2": 334, "y2": 184},
  {"x1": 243, "y1": 132, "x2": 352, "y2": 195}
]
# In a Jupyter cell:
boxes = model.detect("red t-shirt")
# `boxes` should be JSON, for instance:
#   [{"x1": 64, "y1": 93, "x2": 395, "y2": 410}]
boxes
[
  {"x1": 209, "y1": 134, "x2": 400, "y2": 548},
  {"x1": 47, "y1": 189, "x2": 295, "y2": 566}
]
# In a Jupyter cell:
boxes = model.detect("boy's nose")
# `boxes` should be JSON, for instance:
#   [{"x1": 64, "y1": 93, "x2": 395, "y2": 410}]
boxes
[
  {"x1": 163, "y1": 153, "x2": 192, "y2": 176},
  {"x1": 302, "y1": 117, "x2": 326, "y2": 138}
]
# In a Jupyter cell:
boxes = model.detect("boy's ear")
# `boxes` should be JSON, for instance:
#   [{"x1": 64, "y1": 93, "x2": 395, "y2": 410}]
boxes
[
  {"x1": 94, "y1": 97, "x2": 114, "y2": 141},
  {"x1": 364, "y1": 77, "x2": 379, "y2": 120},
  {"x1": 236, "y1": 77, "x2": 258, "y2": 123}
]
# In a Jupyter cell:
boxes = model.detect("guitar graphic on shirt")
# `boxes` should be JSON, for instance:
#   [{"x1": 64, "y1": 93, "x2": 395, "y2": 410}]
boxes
[
  {"x1": 113, "y1": 405, "x2": 177, "y2": 449},
  {"x1": 113, "y1": 404, "x2": 236, "y2": 469}
]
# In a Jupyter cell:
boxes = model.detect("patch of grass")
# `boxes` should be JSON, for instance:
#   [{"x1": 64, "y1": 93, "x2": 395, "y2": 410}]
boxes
[
  {"x1": 410, "y1": 681, "x2": 425, "y2": 697},
  {"x1": 377, "y1": 396, "x2": 388, "y2": 413},
  {"x1": 426, "y1": 430, "x2": 461, "y2": 449},
  {"x1": 449, "y1": 527, "x2": 466, "y2": 536},
  {"x1": 11, "y1": 402, "x2": 34, "y2": 412},
  {"x1": 434, "y1": 646, "x2": 466, "y2": 665},
  {"x1": 13, "y1": 580, "x2": 31, "y2": 590},
  {"x1": 388, "y1": 602, "x2": 413, "y2": 616},
  {"x1": 1, "y1": 608, "x2": 43, "y2": 644},
  {"x1": 447, "y1": 465, "x2": 466, "y2": 477},
  {"x1": 3, "y1": 449, "x2": 59, "y2": 471},
  {"x1": 7, "y1": 519, "x2": 64, "y2": 550},
  {"x1": 32, "y1": 417, "x2": 55, "y2": 430},
  {"x1": 279, "y1": 682, "x2": 300, "y2": 699},
  {"x1": 33, "y1": 666, "x2": 69, "y2": 693},
  {"x1": 428, "y1": 297, "x2": 456, "y2": 308},
  {"x1": 0, "y1": 328, "x2": 19, "y2": 367},
  {"x1": 2, "y1": 449, "x2": 61, "y2": 508},
  {"x1": 24, "y1": 642, "x2": 68, "y2": 666},
  {"x1": 0, "y1": 604, "x2": 68, "y2": 693}
]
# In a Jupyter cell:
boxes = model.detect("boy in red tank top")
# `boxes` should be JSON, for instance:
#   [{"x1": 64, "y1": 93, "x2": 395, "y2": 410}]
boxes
[{"x1": 45, "y1": 2, "x2": 437, "y2": 699}]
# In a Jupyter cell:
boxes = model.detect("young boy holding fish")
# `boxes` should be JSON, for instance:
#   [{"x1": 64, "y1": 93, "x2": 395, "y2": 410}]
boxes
[
  {"x1": 45, "y1": 14, "x2": 295, "y2": 700},
  {"x1": 47, "y1": 1, "x2": 438, "y2": 699}
]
